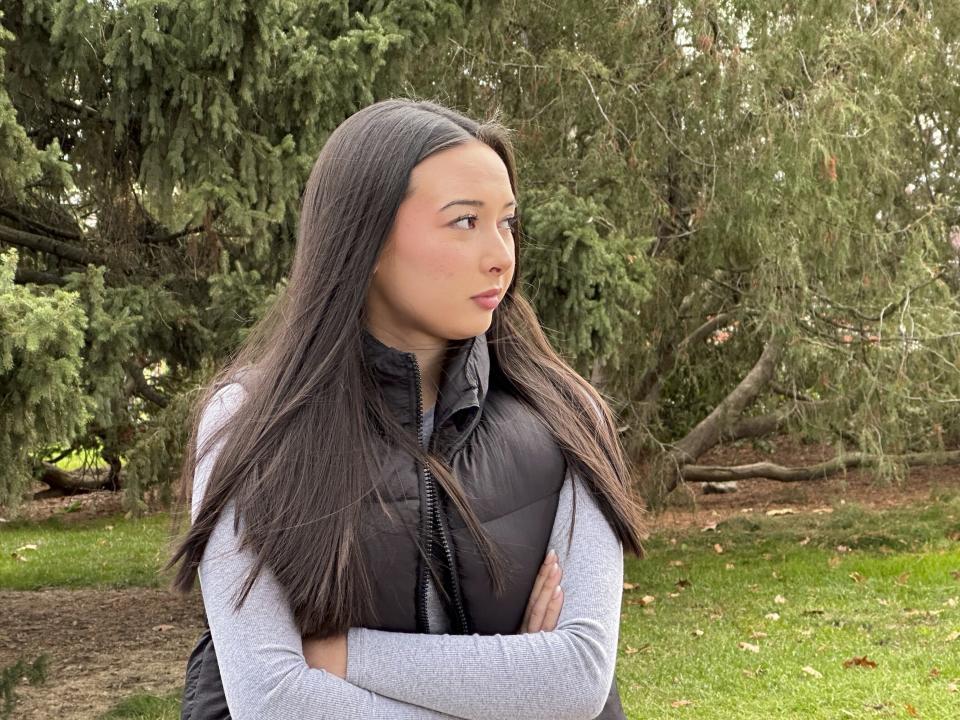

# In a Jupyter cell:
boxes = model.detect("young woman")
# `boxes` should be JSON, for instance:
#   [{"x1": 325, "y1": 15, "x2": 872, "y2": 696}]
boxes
[{"x1": 167, "y1": 98, "x2": 647, "y2": 719}]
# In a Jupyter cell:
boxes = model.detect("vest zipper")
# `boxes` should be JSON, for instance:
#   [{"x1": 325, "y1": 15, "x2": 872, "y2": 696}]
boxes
[{"x1": 409, "y1": 355, "x2": 470, "y2": 635}]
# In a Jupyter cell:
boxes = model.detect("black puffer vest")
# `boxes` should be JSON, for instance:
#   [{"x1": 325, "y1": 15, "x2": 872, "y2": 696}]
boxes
[{"x1": 180, "y1": 328, "x2": 625, "y2": 719}]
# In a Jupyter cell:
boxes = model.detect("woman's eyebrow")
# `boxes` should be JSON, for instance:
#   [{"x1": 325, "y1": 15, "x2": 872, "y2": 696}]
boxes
[{"x1": 438, "y1": 199, "x2": 518, "y2": 212}]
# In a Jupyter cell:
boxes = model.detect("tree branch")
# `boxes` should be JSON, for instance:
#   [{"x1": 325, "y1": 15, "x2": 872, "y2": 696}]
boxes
[
  {"x1": 672, "y1": 333, "x2": 786, "y2": 463},
  {"x1": 14, "y1": 267, "x2": 68, "y2": 286},
  {"x1": 681, "y1": 449, "x2": 960, "y2": 483},
  {"x1": 0, "y1": 223, "x2": 104, "y2": 266},
  {"x1": 123, "y1": 361, "x2": 169, "y2": 408}
]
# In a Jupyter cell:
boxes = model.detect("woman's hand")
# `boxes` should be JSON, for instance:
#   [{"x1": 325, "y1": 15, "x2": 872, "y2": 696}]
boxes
[
  {"x1": 518, "y1": 548, "x2": 564, "y2": 633},
  {"x1": 302, "y1": 632, "x2": 348, "y2": 679}
]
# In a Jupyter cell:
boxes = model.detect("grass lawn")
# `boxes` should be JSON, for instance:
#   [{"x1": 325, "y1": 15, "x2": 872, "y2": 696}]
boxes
[
  {"x1": 2, "y1": 490, "x2": 959, "y2": 719},
  {"x1": 618, "y1": 493, "x2": 960, "y2": 718},
  {"x1": 0, "y1": 511, "x2": 175, "y2": 589}
]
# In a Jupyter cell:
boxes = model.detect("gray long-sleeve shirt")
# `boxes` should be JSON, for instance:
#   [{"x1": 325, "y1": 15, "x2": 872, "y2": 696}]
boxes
[{"x1": 192, "y1": 382, "x2": 623, "y2": 720}]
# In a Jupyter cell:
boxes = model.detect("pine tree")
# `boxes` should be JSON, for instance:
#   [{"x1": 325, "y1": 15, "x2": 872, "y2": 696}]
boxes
[{"x1": 0, "y1": 0, "x2": 467, "y2": 514}]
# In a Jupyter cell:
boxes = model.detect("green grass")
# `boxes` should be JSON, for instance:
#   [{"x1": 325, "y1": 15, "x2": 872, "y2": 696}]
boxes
[
  {"x1": 5, "y1": 493, "x2": 960, "y2": 718},
  {"x1": 96, "y1": 692, "x2": 180, "y2": 720},
  {"x1": 618, "y1": 496, "x2": 960, "y2": 719},
  {"x1": 0, "y1": 512, "x2": 175, "y2": 589}
]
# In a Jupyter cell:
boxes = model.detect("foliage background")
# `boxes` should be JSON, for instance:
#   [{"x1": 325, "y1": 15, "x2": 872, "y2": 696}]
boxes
[{"x1": 2, "y1": 0, "x2": 959, "y2": 513}]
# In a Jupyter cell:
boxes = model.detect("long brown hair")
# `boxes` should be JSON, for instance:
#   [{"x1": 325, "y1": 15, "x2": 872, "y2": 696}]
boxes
[{"x1": 165, "y1": 98, "x2": 647, "y2": 638}]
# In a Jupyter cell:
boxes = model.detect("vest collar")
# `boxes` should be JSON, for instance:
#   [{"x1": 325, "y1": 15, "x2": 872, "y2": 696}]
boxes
[{"x1": 360, "y1": 327, "x2": 491, "y2": 439}]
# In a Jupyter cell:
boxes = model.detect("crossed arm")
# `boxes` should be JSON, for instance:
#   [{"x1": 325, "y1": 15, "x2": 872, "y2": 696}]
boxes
[{"x1": 194, "y1": 384, "x2": 623, "y2": 720}]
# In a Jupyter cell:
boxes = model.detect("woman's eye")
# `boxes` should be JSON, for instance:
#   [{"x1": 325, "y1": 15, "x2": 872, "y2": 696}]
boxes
[
  {"x1": 451, "y1": 215, "x2": 518, "y2": 231},
  {"x1": 452, "y1": 215, "x2": 478, "y2": 230}
]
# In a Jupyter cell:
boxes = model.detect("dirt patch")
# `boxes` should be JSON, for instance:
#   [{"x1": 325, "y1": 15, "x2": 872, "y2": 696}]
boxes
[
  {"x1": 647, "y1": 435, "x2": 960, "y2": 533},
  {"x1": 0, "y1": 587, "x2": 205, "y2": 720},
  {"x1": 3, "y1": 481, "x2": 168, "y2": 524}
]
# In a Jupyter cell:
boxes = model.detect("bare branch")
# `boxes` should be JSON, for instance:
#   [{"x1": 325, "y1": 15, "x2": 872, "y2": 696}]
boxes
[
  {"x1": 672, "y1": 333, "x2": 786, "y2": 463},
  {"x1": 123, "y1": 361, "x2": 169, "y2": 408},
  {"x1": 0, "y1": 223, "x2": 104, "y2": 266},
  {"x1": 682, "y1": 449, "x2": 960, "y2": 483}
]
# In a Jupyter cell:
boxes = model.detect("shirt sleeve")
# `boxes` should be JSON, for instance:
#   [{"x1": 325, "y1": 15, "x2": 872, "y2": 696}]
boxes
[
  {"x1": 345, "y1": 469, "x2": 624, "y2": 720},
  {"x1": 193, "y1": 384, "x2": 462, "y2": 720}
]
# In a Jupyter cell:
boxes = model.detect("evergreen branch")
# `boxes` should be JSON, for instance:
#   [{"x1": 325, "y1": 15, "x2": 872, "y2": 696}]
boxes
[{"x1": 812, "y1": 268, "x2": 947, "y2": 323}]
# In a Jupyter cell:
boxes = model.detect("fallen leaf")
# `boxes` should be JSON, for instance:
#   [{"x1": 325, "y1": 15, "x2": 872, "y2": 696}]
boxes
[
  {"x1": 639, "y1": 595, "x2": 656, "y2": 606},
  {"x1": 623, "y1": 582, "x2": 637, "y2": 590},
  {"x1": 774, "y1": 594, "x2": 787, "y2": 604},
  {"x1": 930, "y1": 668, "x2": 941, "y2": 677},
  {"x1": 947, "y1": 682, "x2": 957, "y2": 693},
  {"x1": 668, "y1": 592, "x2": 681, "y2": 598},
  {"x1": 725, "y1": 562, "x2": 735, "y2": 570},
  {"x1": 944, "y1": 598, "x2": 958, "y2": 608},
  {"x1": 15, "y1": 544, "x2": 38, "y2": 553},
  {"x1": 669, "y1": 560, "x2": 684, "y2": 567},
  {"x1": 766, "y1": 508, "x2": 796, "y2": 516},
  {"x1": 905, "y1": 703, "x2": 919, "y2": 717},
  {"x1": 946, "y1": 631, "x2": 960, "y2": 642},
  {"x1": 624, "y1": 646, "x2": 640, "y2": 655},
  {"x1": 842, "y1": 655, "x2": 878, "y2": 669},
  {"x1": 675, "y1": 579, "x2": 691, "y2": 589},
  {"x1": 828, "y1": 556, "x2": 842, "y2": 568},
  {"x1": 670, "y1": 700, "x2": 694, "y2": 708},
  {"x1": 738, "y1": 641, "x2": 760, "y2": 653},
  {"x1": 691, "y1": 628, "x2": 704, "y2": 637},
  {"x1": 701, "y1": 522, "x2": 719, "y2": 532},
  {"x1": 896, "y1": 572, "x2": 910, "y2": 585},
  {"x1": 714, "y1": 543, "x2": 724, "y2": 554},
  {"x1": 811, "y1": 507, "x2": 833, "y2": 514},
  {"x1": 799, "y1": 536, "x2": 811, "y2": 546},
  {"x1": 152, "y1": 624, "x2": 175, "y2": 632},
  {"x1": 836, "y1": 545, "x2": 850, "y2": 553},
  {"x1": 849, "y1": 571, "x2": 866, "y2": 584},
  {"x1": 801, "y1": 665, "x2": 823, "y2": 678},
  {"x1": 751, "y1": 631, "x2": 768, "y2": 639},
  {"x1": 765, "y1": 612, "x2": 781, "y2": 621}
]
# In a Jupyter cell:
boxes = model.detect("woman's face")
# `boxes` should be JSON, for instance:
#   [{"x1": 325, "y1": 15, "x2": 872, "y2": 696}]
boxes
[{"x1": 366, "y1": 139, "x2": 517, "y2": 349}]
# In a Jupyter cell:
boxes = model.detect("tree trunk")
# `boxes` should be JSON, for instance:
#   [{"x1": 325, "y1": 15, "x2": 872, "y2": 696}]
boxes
[{"x1": 642, "y1": 334, "x2": 785, "y2": 508}]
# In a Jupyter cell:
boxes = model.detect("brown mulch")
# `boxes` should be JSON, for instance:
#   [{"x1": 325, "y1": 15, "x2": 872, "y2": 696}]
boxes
[{"x1": 0, "y1": 587, "x2": 205, "y2": 720}]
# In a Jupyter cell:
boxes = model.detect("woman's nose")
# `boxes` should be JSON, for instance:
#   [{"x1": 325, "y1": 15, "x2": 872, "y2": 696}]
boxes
[{"x1": 485, "y1": 228, "x2": 515, "y2": 275}]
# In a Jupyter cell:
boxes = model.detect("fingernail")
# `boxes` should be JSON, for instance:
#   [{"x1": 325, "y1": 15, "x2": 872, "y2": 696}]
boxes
[
  {"x1": 553, "y1": 585, "x2": 561, "y2": 596},
  {"x1": 547, "y1": 548, "x2": 556, "y2": 561}
]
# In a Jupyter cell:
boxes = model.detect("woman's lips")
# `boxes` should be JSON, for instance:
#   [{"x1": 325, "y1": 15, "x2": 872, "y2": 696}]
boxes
[{"x1": 472, "y1": 294, "x2": 500, "y2": 310}]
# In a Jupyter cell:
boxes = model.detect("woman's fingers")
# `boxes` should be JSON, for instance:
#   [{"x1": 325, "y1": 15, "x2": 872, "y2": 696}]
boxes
[
  {"x1": 526, "y1": 561, "x2": 562, "y2": 633},
  {"x1": 541, "y1": 583, "x2": 564, "y2": 632},
  {"x1": 521, "y1": 549, "x2": 558, "y2": 632}
]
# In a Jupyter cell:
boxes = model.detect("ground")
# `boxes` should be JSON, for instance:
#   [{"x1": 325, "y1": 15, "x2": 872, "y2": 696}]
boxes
[{"x1": 2, "y1": 436, "x2": 959, "y2": 719}]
